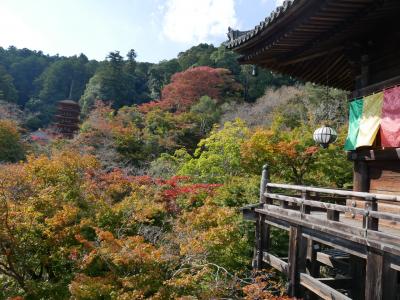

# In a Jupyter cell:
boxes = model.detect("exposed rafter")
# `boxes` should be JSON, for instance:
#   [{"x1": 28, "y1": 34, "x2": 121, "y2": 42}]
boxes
[{"x1": 226, "y1": 0, "x2": 400, "y2": 91}]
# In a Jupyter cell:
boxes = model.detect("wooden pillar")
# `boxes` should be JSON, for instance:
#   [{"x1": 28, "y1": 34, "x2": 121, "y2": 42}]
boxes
[
  {"x1": 306, "y1": 240, "x2": 320, "y2": 300},
  {"x1": 349, "y1": 255, "x2": 366, "y2": 300},
  {"x1": 288, "y1": 225, "x2": 307, "y2": 298},
  {"x1": 254, "y1": 215, "x2": 264, "y2": 270},
  {"x1": 353, "y1": 160, "x2": 369, "y2": 192},
  {"x1": 382, "y1": 254, "x2": 398, "y2": 300},
  {"x1": 365, "y1": 248, "x2": 383, "y2": 300},
  {"x1": 365, "y1": 250, "x2": 397, "y2": 299},
  {"x1": 354, "y1": 160, "x2": 371, "y2": 227},
  {"x1": 255, "y1": 164, "x2": 270, "y2": 270}
]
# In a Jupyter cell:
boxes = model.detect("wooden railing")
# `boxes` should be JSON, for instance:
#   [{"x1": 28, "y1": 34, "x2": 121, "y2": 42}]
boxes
[
  {"x1": 244, "y1": 165, "x2": 400, "y2": 300},
  {"x1": 262, "y1": 183, "x2": 400, "y2": 251}
]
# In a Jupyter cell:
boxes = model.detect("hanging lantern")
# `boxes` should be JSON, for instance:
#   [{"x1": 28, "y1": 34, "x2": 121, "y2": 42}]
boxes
[
  {"x1": 252, "y1": 65, "x2": 257, "y2": 76},
  {"x1": 313, "y1": 126, "x2": 337, "y2": 148}
]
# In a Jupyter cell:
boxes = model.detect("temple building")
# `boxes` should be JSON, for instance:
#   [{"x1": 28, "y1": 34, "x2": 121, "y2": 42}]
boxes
[
  {"x1": 228, "y1": 0, "x2": 400, "y2": 299},
  {"x1": 54, "y1": 100, "x2": 80, "y2": 138}
]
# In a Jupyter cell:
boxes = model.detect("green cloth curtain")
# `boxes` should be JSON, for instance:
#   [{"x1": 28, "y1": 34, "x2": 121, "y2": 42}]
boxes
[{"x1": 344, "y1": 98, "x2": 364, "y2": 150}]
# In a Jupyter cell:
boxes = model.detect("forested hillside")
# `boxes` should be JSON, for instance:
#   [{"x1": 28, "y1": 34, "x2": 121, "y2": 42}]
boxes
[
  {"x1": 0, "y1": 43, "x2": 352, "y2": 299},
  {"x1": 0, "y1": 44, "x2": 294, "y2": 130}
]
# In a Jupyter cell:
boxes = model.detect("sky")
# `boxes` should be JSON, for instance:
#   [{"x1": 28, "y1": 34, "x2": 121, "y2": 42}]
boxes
[{"x1": 0, "y1": 0, "x2": 284, "y2": 63}]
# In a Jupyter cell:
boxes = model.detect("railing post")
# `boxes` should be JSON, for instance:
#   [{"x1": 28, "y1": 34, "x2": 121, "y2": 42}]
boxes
[
  {"x1": 325, "y1": 192, "x2": 340, "y2": 221},
  {"x1": 300, "y1": 190, "x2": 311, "y2": 214},
  {"x1": 259, "y1": 164, "x2": 269, "y2": 204},
  {"x1": 255, "y1": 164, "x2": 270, "y2": 270},
  {"x1": 365, "y1": 196, "x2": 378, "y2": 231},
  {"x1": 288, "y1": 225, "x2": 307, "y2": 298},
  {"x1": 327, "y1": 208, "x2": 340, "y2": 221},
  {"x1": 364, "y1": 196, "x2": 383, "y2": 300}
]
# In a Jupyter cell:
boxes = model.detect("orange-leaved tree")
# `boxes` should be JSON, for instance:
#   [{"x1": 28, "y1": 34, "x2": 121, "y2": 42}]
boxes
[
  {"x1": 139, "y1": 66, "x2": 242, "y2": 113},
  {"x1": 0, "y1": 151, "x2": 98, "y2": 298},
  {"x1": 241, "y1": 125, "x2": 319, "y2": 185}
]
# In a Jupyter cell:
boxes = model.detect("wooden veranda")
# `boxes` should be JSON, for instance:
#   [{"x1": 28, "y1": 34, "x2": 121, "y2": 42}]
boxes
[
  {"x1": 227, "y1": 1, "x2": 400, "y2": 298},
  {"x1": 244, "y1": 165, "x2": 400, "y2": 299}
]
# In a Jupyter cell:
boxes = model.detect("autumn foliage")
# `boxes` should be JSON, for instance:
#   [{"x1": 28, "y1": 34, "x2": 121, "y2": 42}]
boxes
[
  {"x1": 0, "y1": 62, "x2": 352, "y2": 299},
  {"x1": 139, "y1": 66, "x2": 242, "y2": 113},
  {"x1": 0, "y1": 151, "x2": 249, "y2": 299}
]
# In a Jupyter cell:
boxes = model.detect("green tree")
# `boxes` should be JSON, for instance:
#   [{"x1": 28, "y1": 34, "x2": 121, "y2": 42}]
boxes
[
  {"x1": 148, "y1": 59, "x2": 181, "y2": 99},
  {"x1": 178, "y1": 119, "x2": 248, "y2": 183},
  {"x1": 0, "y1": 120, "x2": 25, "y2": 162},
  {"x1": 190, "y1": 95, "x2": 221, "y2": 134},
  {"x1": 177, "y1": 43, "x2": 216, "y2": 70},
  {"x1": 9, "y1": 55, "x2": 49, "y2": 106},
  {"x1": 37, "y1": 54, "x2": 95, "y2": 103},
  {"x1": 80, "y1": 51, "x2": 150, "y2": 115},
  {"x1": 0, "y1": 65, "x2": 18, "y2": 103},
  {"x1": 210, "y1": 45, "x2": 241, "y2": 75}
]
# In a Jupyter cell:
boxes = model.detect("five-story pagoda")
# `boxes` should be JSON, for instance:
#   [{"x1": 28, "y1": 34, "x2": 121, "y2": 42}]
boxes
[{"x1": 54, "y1": 100, "x2": 80, "y2": 138}]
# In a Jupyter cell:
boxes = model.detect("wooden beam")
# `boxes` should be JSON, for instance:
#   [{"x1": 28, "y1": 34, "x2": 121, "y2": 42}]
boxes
[
  {"x1": 257, "y1": 207, "x2": 400, "y2": 257},
  {"x1": 261, "y1": 205, "x2": 366, "y2": 238},
  {"x1": 317, "y1": 251, "x2": 349, "y2": 272},
  {"x1": 299, "y1": 273, "x2": 352, "y2": 300},
  {"x1": 390, "y1": 262, "x2": 400, "y2": 272},
  {"x1": 265, "y1": 192, "x2": 368, "y2": 218},
  {"x1": 305, "y1": 230, "x2": 367, "y2": 259},
  {"x1": 348, "y1": 148, "x2": 400, "y2": 162},
  {"x1": 262, "y1": 251, "x2": 288, "y2": 275},
  {"x1": 317, "y1": 277, "x2": 352, "y2": 290},
  {"x1": 266, "y1": 182, "x2": 400, "y2": 202},
  {"x1": 241, "y1": 203, "x2": 262, "y2": 221},
  {"x1": 351, "y1": 74, "x2": 400, "y2": 98},
  {"x1": 278, "y1": 46, "x2": 344, "y2": 66},
  {"x1": 263, "y1": 216, "x2": 290, "y2": 231}
]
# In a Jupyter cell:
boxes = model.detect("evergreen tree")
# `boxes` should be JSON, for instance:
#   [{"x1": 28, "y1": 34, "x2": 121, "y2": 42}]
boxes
[{"x1": 0, "y1": 65, "x2": 18, "y2": 103}]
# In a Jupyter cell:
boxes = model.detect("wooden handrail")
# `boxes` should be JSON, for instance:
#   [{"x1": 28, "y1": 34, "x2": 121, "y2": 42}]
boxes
[
  {"x1": 264, "y1": 193, "x2": 400, "y2": 224},
  {"x1": 266, "y1": 183, "x2": 400, "y2": 202}
]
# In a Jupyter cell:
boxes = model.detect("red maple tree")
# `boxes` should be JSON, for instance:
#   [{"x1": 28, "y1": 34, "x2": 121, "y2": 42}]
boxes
[{"x1": 139, "y1": 66, "x2": 242, "y2": 113}]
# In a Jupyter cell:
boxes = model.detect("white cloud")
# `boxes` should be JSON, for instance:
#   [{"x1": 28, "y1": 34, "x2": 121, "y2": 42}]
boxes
[
  {"x1": 260, "y1": 0, "x2": 285, "y2": 6},
  {"x1": 161, "y1": 0, "x2": 237, "y2": 44}
]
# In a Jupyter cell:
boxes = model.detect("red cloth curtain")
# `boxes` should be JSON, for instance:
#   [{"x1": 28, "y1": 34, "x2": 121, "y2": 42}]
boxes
[{"x1": 381, "y1": 86, "x2": 400, "y2": 147}]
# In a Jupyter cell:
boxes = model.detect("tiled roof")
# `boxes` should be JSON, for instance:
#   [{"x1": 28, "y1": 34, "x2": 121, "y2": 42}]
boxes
[
  {"x1": 226, "y1": 0, "x2": 298, "y2": 49},
  {"x1": 225, "y1": 0, "x2": 400, "y2": 91}
]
